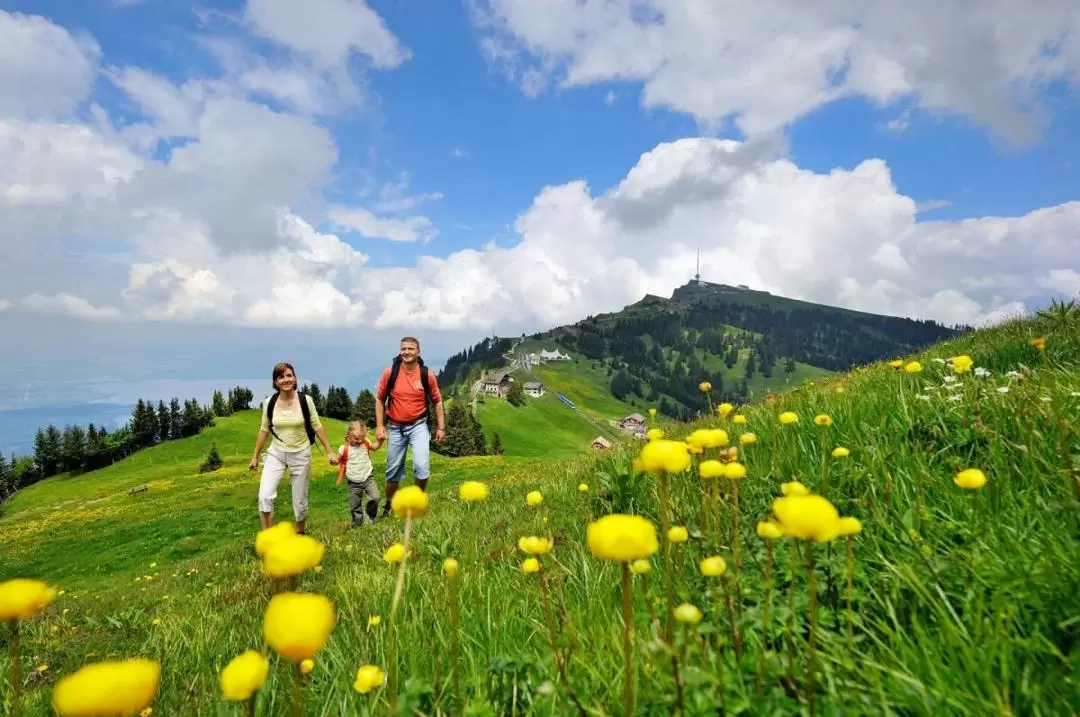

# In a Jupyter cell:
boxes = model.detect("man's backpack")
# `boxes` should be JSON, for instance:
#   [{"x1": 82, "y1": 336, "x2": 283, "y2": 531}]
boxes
[
  {"x1": 384, "y1": 356, "x2": 434, "y2": 421},
  {"x1": 265, "y1": 391, "x2": 317, "y2": 448}
]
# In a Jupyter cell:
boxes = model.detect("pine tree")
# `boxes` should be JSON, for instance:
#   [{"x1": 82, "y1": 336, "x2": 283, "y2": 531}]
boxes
[
  {"x1": 168, "y1": 398, "x2": 182, "y2": 440},
  {"x1": 199, "y1": 442, "x2": 224, "y2": 473},
  {"x1": 212, "y1": 390, "x2": 231, "y2": 417},
  {"x1": 307, "y1": 383, "x2": 324, "y2": 413},
  {"x1": 35, "y1": 425, "x2": 62, "y2": 478},
  {"x1": 61, "y1": 425, "x2": 87, "y2": 474},
  {"x1": 324, "y1": 386, "x2": 351, "y2": 420},
  {"x1": 506, "y1": 380, "x2": 526, "y2": 407},
  {"x1": 490, "y1": 432, "x2": 504, "y2": 456},
  {"x1": 181, "y1": 400, "x2": 202, "y2": 437},
  {"x1": 351, "y1": 389, "x2": 376, "y2": 425},
  {"x1": 156, "y1": 401, "x2": 170, "y2": 442},
  {"x1": 85, "y1": 424, "x2": 106, "y2": 470},
  {"x1": 0, "y1": 453, "x2": 11, "y2": 503}
]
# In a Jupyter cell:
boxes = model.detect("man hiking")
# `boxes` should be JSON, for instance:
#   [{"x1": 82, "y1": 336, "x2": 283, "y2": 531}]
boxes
[{"x1": 375, "y1": 336, "x2": 445, "y2": 516}]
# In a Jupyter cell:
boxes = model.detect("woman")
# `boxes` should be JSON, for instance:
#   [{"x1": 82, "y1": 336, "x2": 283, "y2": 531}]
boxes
[{"x1": 249, "y1": 362, "x2": 337, "y2": 534}]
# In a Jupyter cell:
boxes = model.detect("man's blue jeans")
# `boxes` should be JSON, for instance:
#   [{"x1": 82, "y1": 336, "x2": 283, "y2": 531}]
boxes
[{"x1": 385, "y1": 418, "x2": 430, "y2": 484}]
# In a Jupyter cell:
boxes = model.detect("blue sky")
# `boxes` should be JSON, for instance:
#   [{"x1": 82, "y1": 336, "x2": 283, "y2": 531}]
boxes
[{"x1": 1, "y1": 0, "x2": 1078, "y2": 441}]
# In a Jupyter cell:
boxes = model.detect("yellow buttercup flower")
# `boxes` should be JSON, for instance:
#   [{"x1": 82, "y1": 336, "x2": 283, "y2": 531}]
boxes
[
  {"x1": 526, "y1": 490, "x2": 544, "y2": 506},
  {"x1": 954, "y1": 468, "x2": 987, "y2": 490},
  {"x1": 443, "y1": 558, "x2": 459, "y2": 576},
  {"x1": 717, "y1": 402, "x2": 734, "y2": 418},
  {"x1": 699, "y1": 556, "x2": 727, "y2": 577},
  {"x1": 353, "y1": 665, "x2": 385, "y2": 694},
  {"x1": 262, "y1": 534, "x2": 325, "y2": 579},
  {"x1": 383, "y1": 542, "x2": 406, "y2": 564},
  {"x1": 391, "y1": 485, "x2": 429, "y2": 519},
  {"x1": 647, "y1": 428, "x2": 665, "y2": 442},
  {"x1": 299, "y1": 659, "x2": 315, "y2": 675},
  {"x1": 732, "y1": 414, "x2": 747, "y2": 424},
  {"x1": 459, "y1": 481, "x2": 489, "y2": 502},
  {"x1": 367, "y1": 615, "x2": 381, "y2": 627},
  {"x1": 219, "y1": 651, "x2": 269, "y2": 702},
  {"x1": 578, "y1": 483, "x2": 589, "y2": 492},
  {"x1": 263, "y1": 592, "x2": 336, "y2": 661},
  {"x1": 52, "y1": 658, "x2": 160, "y2": 716},
  {"x1": 780, "y1": 481, "x2": 810, "y2": 497},
  {"x1": 831, "y1": 446, "x2": 850, "y2": 458},
  {"x1": 686, "y1": 428, "x2": 728, "y2": 449},
  {"x1": 699, "y1": 381, "x2": 712, "y2": 392},
  {"x1": 814, "y1": 414, "x2": 832, "y2": 427},
  {"x1": 739, "y1": 432, "x2": 757, "y2": 445},
  {"x1": 1030, "y1": 337, "x2": 1046, "y2": 351},
  {"x1": 521, "y1": 558, "x2": 540, "y2": 573},
  {"x1": 517, "y1": 536, "x2": 553, "y2": 555},
  {"x1": 889, "y1": 359, "x2": 904, "y2": 369},
  {"x1": 724, "y1": 462, "x2": 747, "y2": 479},
  {"x1": 836, "y1": 517, "x2": 862, "y2": 537},
  {"x1": 637, "y1": 439, "x2": 692, "y2": 474},
  {"x1": 951, "y1": 355, "x2": 974, "y2": 374},
  {"x1": 674, "y1": 603, "x2": 703, "y2": 624},
  {"x1": 698, "y1": 459, "x2": 725, "y2": 479},
  {"x1": 0, "y1": 578, "x2": 58, "y2": 621},
  {"x1": 629, "y1": 559, "x2": 651, "y2": 574},
  {"x1": 779, "y1": 411, "x2": 798, "y2": 425},
  {"x1": 648, "y1": 407, "x2": 657, "y2": 417},
  {"x1": 255, "y1": 521, "x2": 296, "y2": 557},
  {"x1": 771, "y1": 494, "x2": 841, "y2": 543},
  {"x1": 756, "y1": 521, "x2": 784, "y2": 540},
  {"x1": 586, "y1": 514, "x2": 659, "y2": 562},
  {"x1": 904, "y1": 361, "x2": 923, "y2": 373},
  {"x1": 667, "y1": 526, "x2": 689, "y2": 543}
]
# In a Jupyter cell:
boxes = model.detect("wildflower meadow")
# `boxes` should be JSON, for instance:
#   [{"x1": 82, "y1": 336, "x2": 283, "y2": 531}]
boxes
[{"x1": 2, "y1": 311, "x2": 1079, "y2": 715}]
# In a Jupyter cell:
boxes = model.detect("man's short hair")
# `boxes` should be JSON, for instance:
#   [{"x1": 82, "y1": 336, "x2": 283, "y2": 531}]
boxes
[{"x1": 400, "y1": 336, "x2": 420, "y2": 348}]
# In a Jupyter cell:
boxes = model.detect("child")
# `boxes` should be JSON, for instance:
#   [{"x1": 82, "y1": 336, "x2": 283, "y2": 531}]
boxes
[{"x1": 335, "y1": 420, "x2": 383, "y2": 527}]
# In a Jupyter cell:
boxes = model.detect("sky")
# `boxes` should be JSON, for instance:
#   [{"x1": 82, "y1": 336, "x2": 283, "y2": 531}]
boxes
[{"x1": 1, "y1": 0, "x2": 1079, "y2": 430}]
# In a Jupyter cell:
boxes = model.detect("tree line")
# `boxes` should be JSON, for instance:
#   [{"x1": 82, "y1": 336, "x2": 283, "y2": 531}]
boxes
[{"x1": 0, "y1": 386, "x2": 253, "y2": 508}]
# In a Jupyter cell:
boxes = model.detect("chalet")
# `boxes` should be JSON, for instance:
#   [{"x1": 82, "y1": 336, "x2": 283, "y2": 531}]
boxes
[
  {"x1": 617, "y1": 413, "x2": 647, "y2": 433},
  {"x1": 523, "y1": 381, "x2": 545, "y2": 398},
  {"x1": 480, "y1": 371, "x2": 513, "y2": 397},
  {"x1": 591, "y1": 436, "x2": 613, "y2": 450}
]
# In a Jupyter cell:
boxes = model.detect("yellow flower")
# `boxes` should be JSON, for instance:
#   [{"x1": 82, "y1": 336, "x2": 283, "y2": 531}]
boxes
[
  {"x1": 52, "y1": 658, "x2": 160, "y2": 716},
  {"x1": 699, "y1": 381, "x2": 712, "y2": 392},
  {"x1": 904, "y1": 361, "x2": 923, "y2": 373},
  {"x1": 814, "y1": 414, "x2": 832, "y2": 427},
  {"x1": 522, "y1": 558, "x2": 540, "y2": 573},
  {"x1": 637, "y1": 439, "x2": 692, "y2": 474},
  {"x1": 951, "y1": 355, "x2": 974, "y2": 374},
  {"x1": 831, "y1": 446, "x2": 850, "y2": 458},
  {"x1": 739, "y1": 432, "x2": 757, "y2": 446},
  {"x1": 263, "y1": 592, "x2": 336, "y2": 661},
  {"x1": 771, "y1": 495, "x2": 841, "y2": 542},
  {"x1": 443, "y1": 558, "x2": 459, "y2": 576},
  {"x1": 733, "y1": 414, "x2": 748, "y2": 425},
  {"x1": 255, "y1": 521, "x2": 296, "y2": 557},
  {"x1": 647, "y1": 428, "x2": 665, "y2": 442},
  {"x1": 954, "y1": 468, "x2": 987, "y2": 490},
  {"x1": 383, "y1": 543, "x2": 406, "y2": 564},
  {"x1": 779, "y1": 411, "x2": 799, "y2": 425},
  {"x1": 648, "y1": 407, "x2": 657, "y2": 416},
  {"x1": 140, "y1": 709, "x2": 152, "y2": 717},
  {"x1": 756, "y1": 521, "x2": 784, "y2": 540},
  {"x1": 459, "y1": 481, "x2": 489, "y2": 502},
  {"x1": 391, "y1": 485, "x2": 429, "y2": 519},
  {"x1": 586, "y1": 514, "x2": 659, "y2": 562},
  {"x1": 1030, "y1": 337, "x2": 1046, "y2": 351},
  {"x1": 889, "y1": 359, "x2": 904, "y2": 369},
  {"x1": 717, "y1": 402, "x2": 734, "y2": 418},
  {"x1": 526, "y1": 490, "x2": 544, "y2": 506},
  {"x1": 837, "y1": 517, "x2": 862, "y2": 537},
  {"x1": 667, "y1": 526, "x2": 689, "y2": 543},
  {"x1": 674, "y1": 603, "x2": 703, "y2": 624},
  {"x1": 517, "y1": 536, "x2": 553, "y2": 555},
  {"x1": 629, "y1": 559, "x2": 651, "y2": 574},
  {"x1": 780, "y1": 481, "x2": 810, "y2": 497},
  {"x1": 699, "y1": 556, "x2": 727, "y2": 577},
  {"x1": 262, "y1": 534, "x2": 325, "y2": 579},
  {"x1": 698, "y1": 459, "x2": 725, "y2": 479},
  {"x1": 299, "y1": 659, "x2": 315, "y2": 675},
  {"x1": 367, "y1": 615, "x2": 381, "y2": 627},
  {"x1": 353, "y1": 664, "x2": 385, "y2": 694},
  {"x1": 835, "y1": 386, "x2": 845, "y2": 393},
  {"x1": 724, "y1": 462, "x2": 747, "y2": 479},
  {"x1": 0, "y1": 578, "x2": 58, "y2": 621},
  {"x1": 578, "y1": 483, "x2": 589, "y2": 492}
]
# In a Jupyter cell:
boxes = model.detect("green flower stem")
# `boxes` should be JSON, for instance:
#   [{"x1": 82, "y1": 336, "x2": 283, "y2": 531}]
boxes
[
  {"x1": 292, "y1": 662, "x2": 301, "y2": 717},
  {"x1": 755, "y1": 541, "x2": 774, "y2": 698},
  {"x1": 845, "y1": 537, "x2": 855, "y2": 649},
  {"x1": 806, "y1": 544, "x2": 819, "y2": 717},
  {"x1": 539, "y1": 569, "x2": 587, "y2": 717},
  {"x1": 9, "y1": 620, "x2": 20, "y2": 717},
  {"x1": 448, "y1": 571, "x2": 460, "y2": 713},
  {"x1": 620, "y1": 562, "x2": 635, "y2": 717},
  {"x1": 386, "y1": 515, "x2": 413, "y2": 715},
  {"x1": 819, "y1": 428, "x2": 829, "y2": 496},
  {"x1": 731, "y1": 479, "x2": 743, "y2": 631},
  {"x1": 658, "y1": 470, "x2": 675, "y2": 645},
  {"x1": 247, "y1": 695, "x2": 256, "y2": 717},
  {"x1": 786, "y1": 539, "x2": 798, "y2": 678}
]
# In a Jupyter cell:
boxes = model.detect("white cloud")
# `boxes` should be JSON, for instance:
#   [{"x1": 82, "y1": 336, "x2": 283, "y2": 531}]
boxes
[
  {"x1": 1037, "y1": 269, "x2": 1080, "y2": 297},
  {"x1": 21, "y1": 293, "x2": 122, "y2": 321},
  {"x1": 472, "y1": 0, "x2": 1080, "y2": 141},
  {"x1": 330, "y1": 207, "x2": 438, "y2": 243},
  {"x1": 0, "y1": 299, "x2": 10, "y2": 313},
  {"x1": 0, "y1": 10, "x2": 101, "y2": 119}
]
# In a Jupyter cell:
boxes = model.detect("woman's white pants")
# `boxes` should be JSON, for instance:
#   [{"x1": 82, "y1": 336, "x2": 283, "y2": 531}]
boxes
[{"x1": 258, "y1": 445, "x2": 312, "y2": 522}]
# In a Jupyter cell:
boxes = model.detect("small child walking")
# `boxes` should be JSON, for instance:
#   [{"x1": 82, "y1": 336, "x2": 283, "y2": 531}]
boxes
[{"x1": 335, "y1": 421, "x2": 383, "y2": 527}]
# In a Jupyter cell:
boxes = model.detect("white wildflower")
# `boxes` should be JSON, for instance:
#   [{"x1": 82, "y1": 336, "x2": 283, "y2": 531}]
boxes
[
  {"x1": 1005, "y1": 370, "x2": 1023, "y2": 380},
  {"x1": 1041, "y1": 396, "x2": 1052, "y2": 403},
  {"x1": 932, "y1": 358, "x2": 947, "y2": 364},
  {"x1": 974, "y1": 367, "x2": 991, "y2": 378},
  {"x1": 996, "y1": 387, "x2": 1009, "y2": 394},
  {"x1": 943, "y1": 376, "x2": 959, "y2": 385}
]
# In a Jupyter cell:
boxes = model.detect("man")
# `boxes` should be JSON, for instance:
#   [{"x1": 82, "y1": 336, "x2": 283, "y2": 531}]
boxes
[{"x1": 375, "y1": 336, "x2": 445, "y2": 516}]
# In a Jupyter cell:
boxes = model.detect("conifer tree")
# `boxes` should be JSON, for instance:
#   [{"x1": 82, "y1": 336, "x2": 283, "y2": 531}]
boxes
[
  {"x1": 212, "y1": 390, "x2": 230, "y2": 417},
  {"x1": 351, "y1": 389, "x2": 376, "y2": 426},
  {"x1": 490, "y1": 432, "x2": 504, "y2": 456},
  {"x1": 199, "y1": 442, "x2": 224, "y2": 473},
  {"x1": 61, "y1": 425, "x2": 86, "y2": 474},
  {"x1": 168, "y1": 398, "x2": 182, "y2": 440}
]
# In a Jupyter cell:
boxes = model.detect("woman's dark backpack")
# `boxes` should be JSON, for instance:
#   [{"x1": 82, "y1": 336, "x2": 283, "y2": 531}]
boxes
[{"x1": 265, "y1": 391, "x2": 317, "y2": 447}]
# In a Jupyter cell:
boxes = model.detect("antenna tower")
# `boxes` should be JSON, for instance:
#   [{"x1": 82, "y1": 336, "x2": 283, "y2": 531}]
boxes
[{"x1": 694, "y1": 246, "x2": 701, "y2": 284}]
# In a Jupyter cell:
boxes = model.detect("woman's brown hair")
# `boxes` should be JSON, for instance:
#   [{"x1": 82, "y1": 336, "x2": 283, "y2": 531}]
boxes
[{"x1": 272, "y1": 362, "x2": 296, "y2": 391}]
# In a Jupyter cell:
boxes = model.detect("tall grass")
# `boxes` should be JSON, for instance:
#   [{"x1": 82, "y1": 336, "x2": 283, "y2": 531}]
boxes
[{"x1": 2, "y1": 313, "x2": 1079, "y2": 715}]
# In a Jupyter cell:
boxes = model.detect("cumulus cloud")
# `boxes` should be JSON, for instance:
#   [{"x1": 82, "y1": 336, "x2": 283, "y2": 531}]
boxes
[{"x1": 472, "y1": 0, "x2": 1080, "y2": 141}]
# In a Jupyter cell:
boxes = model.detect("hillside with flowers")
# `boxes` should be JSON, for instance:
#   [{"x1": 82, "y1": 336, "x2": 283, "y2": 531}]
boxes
[{"x1": 1, "y1": 305, "x2": 1079, "y2": 716}]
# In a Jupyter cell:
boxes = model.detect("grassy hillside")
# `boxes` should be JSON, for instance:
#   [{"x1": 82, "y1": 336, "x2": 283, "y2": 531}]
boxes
[{"x1": 2, "y1": 311, "x2": 1078, "y2": 716}]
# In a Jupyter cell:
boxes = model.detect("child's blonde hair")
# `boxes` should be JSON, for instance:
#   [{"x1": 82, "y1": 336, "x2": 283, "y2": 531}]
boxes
[{"x1": 345, "y1": 420, "x2": 367, "y2": 444}]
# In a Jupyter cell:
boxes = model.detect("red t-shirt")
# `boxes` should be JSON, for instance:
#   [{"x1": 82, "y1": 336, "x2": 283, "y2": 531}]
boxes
[{"x1": 376, "y1": 364, "x2": 442, "y2": 424}]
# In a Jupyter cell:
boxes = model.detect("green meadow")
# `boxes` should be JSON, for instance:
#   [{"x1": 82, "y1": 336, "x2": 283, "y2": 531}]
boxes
[{"x1": 2, "y1": 313, "x2": 1079, "y2": 716}]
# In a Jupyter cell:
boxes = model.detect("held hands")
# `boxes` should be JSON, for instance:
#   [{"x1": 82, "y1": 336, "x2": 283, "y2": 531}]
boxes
[
  {"x1": 328, "y1": 453, "x2": 339, "y2": 466},
  {"x1": 375, "y1": 425, "x2": 387, "y2": 442}
]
